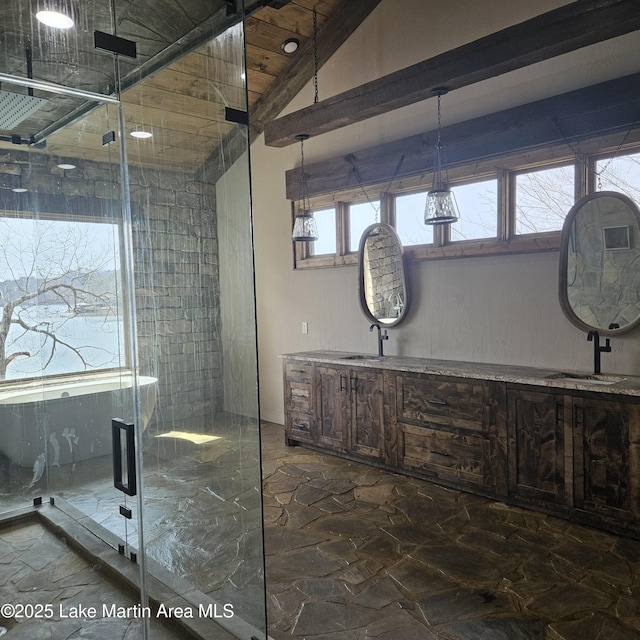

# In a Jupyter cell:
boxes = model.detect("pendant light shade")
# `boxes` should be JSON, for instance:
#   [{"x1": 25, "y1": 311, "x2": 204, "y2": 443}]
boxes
[
  {"x1": 291, "y1": 134, "x2": 319, "y2": 242},
  {"x1": 292, "y1": 212, "x2": 319, "y2": 242},
  {"x1": 35, "y1": 0, "x2": 77, "y2": 29},
  {"x1": 424, "y1": 88, "x2": 459, "y2": 225}
]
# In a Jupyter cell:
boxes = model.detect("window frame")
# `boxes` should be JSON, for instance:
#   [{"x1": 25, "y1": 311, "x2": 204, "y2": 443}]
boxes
[{"x1": 293, "y1": 137, "x2": 640, "y2": 269}]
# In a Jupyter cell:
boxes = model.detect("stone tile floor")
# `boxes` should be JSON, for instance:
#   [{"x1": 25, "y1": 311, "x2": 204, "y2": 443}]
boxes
[
  {"x1": 0, "y1": 520, "x2": 182, "y2": 639},
  {"x1": 2, "y1": 420, "x2": 640, "y2": 639},
  {"x1": 260, "y1": 422, "x2": 640, "y2": 640}
]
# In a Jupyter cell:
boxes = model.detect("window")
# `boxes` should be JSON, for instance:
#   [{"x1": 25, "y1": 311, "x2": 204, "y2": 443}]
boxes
[
  {"x1": 0, "y1": 216, "x2": 125, "y2": 381},
  {"x1": 348, "y1": 201, "x2": 379, "y2": 252},
  {"x1": 293, "y1": 140, "x2": 640, "y2": 269},
  {"x1": 595, "y1": 150, "x2": 640, "y2": 200},
  {"x1": 514, "y1": 164, "x2": 575, "y2": 234},
  {"x1": 309, "y1": 208, "x2": 337, "y2": 256},
  {"x1": 395, "y1": 192, "x2": 433, "y2": 246},
  {"x1": 450, "y1": 179, "x2": 498, "y2": 242}
]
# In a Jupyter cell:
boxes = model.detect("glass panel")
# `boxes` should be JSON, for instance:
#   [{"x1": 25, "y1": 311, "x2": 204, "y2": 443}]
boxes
[
  {"x1": 129, "y1": 20, "x2": 268, "y2": 639},
  {"x1": 0, "y1": 75, "x2": 150, "y2": 626},
  {"x1": 450, "y1": 179, "x2": 498, "y2": 241},
  {"x1": 515, "y1": 164, "x2": 575, "y2": 234},
  {"x1": 596, "y1": 150, "x2": 640, "y2": 199},
  {"x1": 349, "y1": 201, "x2": 379, "y2": 251},
  {"x1": 395, "y1": 192, "x2": 433, "y2": 246},
  {"x1": 310, "y1": 207, "x2": 337, "y2": 255},
  {"x1": 0, "y1": 4, "x2": 265, "y2": 640}
]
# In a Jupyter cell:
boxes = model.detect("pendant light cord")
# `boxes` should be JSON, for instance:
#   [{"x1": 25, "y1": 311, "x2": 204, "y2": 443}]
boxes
[
  {"x1": 313, "y1": 7, "x2": 319, "y2": 104},
  {"x1": 350, "y1": 154, "x2": 405, "y2": 221},
  {"x1": 553, "y1": 116, "x2": 636, "y2": 190}
]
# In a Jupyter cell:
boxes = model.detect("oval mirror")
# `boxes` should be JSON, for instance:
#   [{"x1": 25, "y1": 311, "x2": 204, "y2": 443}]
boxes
[
  {"x1": 358, "y1": 223, "x2": 409, "y2": 327},
  {"x1": 559, "y1": 191, "x2": 640, "y2": 335}
]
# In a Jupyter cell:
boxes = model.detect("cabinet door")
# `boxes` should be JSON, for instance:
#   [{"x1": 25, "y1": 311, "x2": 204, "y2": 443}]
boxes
[
  {"x1": 507, "y1": 388, "x2": 567, "y2": 505},
  {"x1": 350, "y1": 369, "x2": 385, "y2": 460},
  {"x1": 316, "y1": 365, "x2": 349, "y2": 450},
  {"x1": 574, "y1": 398, "x2": 640, "y2": 524}
]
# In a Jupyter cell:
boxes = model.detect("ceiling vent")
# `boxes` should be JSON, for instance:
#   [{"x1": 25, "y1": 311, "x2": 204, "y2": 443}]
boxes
[{"x1": 0, "y1": 90, "x2": 48, "y2": 130}]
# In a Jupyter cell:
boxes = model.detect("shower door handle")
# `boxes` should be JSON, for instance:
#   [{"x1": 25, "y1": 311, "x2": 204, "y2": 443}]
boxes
[{"x1": 112, "y1": 419, "x2": 137, "y2": 496}]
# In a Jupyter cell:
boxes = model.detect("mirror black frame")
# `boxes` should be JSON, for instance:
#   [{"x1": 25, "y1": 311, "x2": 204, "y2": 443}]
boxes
[
  {"x1": 559, "y1": 191, "x2": 640, "y2": 336},
  {"x1": 358, "y1": 223, "x2": 409, "y2": 328}
]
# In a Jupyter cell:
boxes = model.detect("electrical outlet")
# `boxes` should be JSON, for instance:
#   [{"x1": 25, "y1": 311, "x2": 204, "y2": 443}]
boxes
[{"x1": 301, "y1": 322, "x2": 308, "y2": 334}]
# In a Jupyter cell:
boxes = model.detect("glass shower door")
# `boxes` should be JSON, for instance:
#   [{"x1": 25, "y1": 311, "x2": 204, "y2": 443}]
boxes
[
  {"x1": 0, "y1": 80, "x2": 156, "y2": 639},
  {"x1": 0, "y1": 2, "x2": 266, "y2": 638}
]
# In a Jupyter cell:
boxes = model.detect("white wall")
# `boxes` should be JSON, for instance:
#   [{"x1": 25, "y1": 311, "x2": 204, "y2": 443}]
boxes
[{"x1": 251, "y1": 0, "x2": 640, "y2": 424}]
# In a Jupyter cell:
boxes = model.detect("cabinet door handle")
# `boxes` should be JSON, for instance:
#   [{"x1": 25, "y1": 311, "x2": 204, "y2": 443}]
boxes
[
  {"x1": 574, "y1": 405, "x2": 583, "y2": 428},
  {"x1": 430, "y1": 449, "x2": 450, "y2": 457},
  {"x1": 293, "y1": 422, "x2": 309, "y2": 432},
  {"x1": 340, "y1": 374, "x2": 347, "y2": 391},
  {"x1": 350, "y1": 376, "x2": 357, "y2": 393},
  {"x1": 555, "y1": 401, "x2": 564, "y2": 425},
  {"x1": 428, "y1": 399, "x2": 448, "y2": 406}
]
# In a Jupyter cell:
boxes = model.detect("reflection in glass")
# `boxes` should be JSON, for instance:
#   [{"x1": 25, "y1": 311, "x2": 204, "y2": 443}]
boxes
[
  {"x1": 358, "y1": 224, "x2": 409, "y2": 327},
  {"x1": 559, "y1": 191, "x2": 640, "y2": 334}
]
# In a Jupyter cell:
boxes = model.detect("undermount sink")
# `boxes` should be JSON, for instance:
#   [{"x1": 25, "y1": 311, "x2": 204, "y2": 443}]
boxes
[
  {"x1": 340, "y1": 355, "x2": 382, "y2": 361},
  {"x1": 545, "y1": 372, "x2": 625, "y2": 386}
]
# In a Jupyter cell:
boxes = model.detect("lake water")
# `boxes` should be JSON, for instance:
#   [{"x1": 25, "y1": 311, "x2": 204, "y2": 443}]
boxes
[{"x1": 5, "y1": 304, "x2": 125, "y2": 380}]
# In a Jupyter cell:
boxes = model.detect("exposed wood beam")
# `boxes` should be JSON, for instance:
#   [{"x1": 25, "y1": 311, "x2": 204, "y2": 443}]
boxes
[
  {"x1": 266, "y1": 0, "x2": 640, "y2": 148},
  {"x1": 204, "y1": 0, "x2": 381, "y2": 183},
  {"x1": 248, "y1": 0, "x2": 382, "y2": 138},
  {"x1": 285, "y1": 73, "x2": 640, "y2": 200}
]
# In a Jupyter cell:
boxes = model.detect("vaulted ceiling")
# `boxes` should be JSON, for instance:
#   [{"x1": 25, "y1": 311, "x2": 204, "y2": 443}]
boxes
[
  {"x1": 0, "y1": 0, "x2": 368, "y2": 172},
  {"x1": 1, "y1": 0, "x2": 638, "y2": 177}
]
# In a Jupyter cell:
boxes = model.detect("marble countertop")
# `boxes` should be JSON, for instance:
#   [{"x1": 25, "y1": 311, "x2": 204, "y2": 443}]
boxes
[{"x1": 281, "y1": 350, "x2": 640, "y2": 397}]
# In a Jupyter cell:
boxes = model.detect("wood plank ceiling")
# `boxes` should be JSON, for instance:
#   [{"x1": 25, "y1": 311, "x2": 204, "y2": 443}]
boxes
[{"x1": 0, "y1": 0, "x2": 345, "y2": 173}]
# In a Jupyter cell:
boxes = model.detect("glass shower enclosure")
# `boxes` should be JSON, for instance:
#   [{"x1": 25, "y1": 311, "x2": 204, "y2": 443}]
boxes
[{"x1": 0, "y1": 2, "x2": 265, "y2": 639}]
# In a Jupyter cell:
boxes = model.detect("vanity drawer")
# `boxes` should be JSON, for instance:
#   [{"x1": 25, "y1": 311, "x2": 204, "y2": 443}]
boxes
[
  {"x1": 396, "y1": 374, "x2": 487, "y2": 433},
  {"x1": 285, "y1": 380, "x2": 312, "y2": 414},
  {"x1": 401, "y1": 423, "x2": 488, "y2": 484},
  {"x1": 286, "y1": 412, "x2": 314, "y2": 443},
  {"x1": 285, "y1": 362, "x2": 313, "y2": 383}
]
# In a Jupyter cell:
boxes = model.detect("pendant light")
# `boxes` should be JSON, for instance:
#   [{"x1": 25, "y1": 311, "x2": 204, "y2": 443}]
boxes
[
  {"x1": 291, "y1": 134, "x2": 319, "y2": 242},
  {"x1": 424, "y1": 88, "x2": 459, "y2": 225},
  {"x1": 35, "y1": 0, "x2": 77, "y2": 29}
]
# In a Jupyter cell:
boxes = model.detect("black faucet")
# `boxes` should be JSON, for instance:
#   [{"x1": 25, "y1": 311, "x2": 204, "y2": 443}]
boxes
[
  {"x1": 587, "y1": 330, "x2": 611, "y2": 375},
  {"x1": 369, "y1": 323, "x2": 389, "y2": 357}
]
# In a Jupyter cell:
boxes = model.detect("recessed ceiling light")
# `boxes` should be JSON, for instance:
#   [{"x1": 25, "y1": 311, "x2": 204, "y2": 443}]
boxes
[
  {"x1": 57, "y1": 163, "x2": 76, "y2": 170},
  {"x1": 130, "y1": 130, "x2": 152, "y2": 139},
  {"x1": 11, "y1": 187, "x2": 28, "y2": 193},
  {"x1": 281, "y1": 38, "x2": 300, "y2": 54},
  {"x1": 35, "y1": 10, "x2": 74, "y2": 29}
]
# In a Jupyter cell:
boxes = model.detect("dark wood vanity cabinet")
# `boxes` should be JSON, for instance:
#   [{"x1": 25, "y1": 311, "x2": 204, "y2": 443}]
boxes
[
  {"x1": 506, "y1": 386, "x2": 640, "y2": 534},
  {"x1": 391, "y1": 372, "x2": 506, "y2": 495},
  {"x1": 283, "y1": 361, "x2": 315, "y2": 445},
  {"x1": 573, "y1": 396, "x2": 640, "y2": 529},
  {"x1": 316, "y1": 364, "x2": 385, "y2": 461},
  {"x1": 284, "y1": 361, "x2": 385, "y2": 461},
  {"x1": 507, "y1": 388, "x2": 568, "y2": 506},
  {"x1": 283, "y1": 354, "x2": 640, "y2": 537}
]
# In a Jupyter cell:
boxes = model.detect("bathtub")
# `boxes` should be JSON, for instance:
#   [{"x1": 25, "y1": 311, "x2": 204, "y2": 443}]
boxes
[{"x1": 0, "y1": 371, "x2": 157, "y2": 468}]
